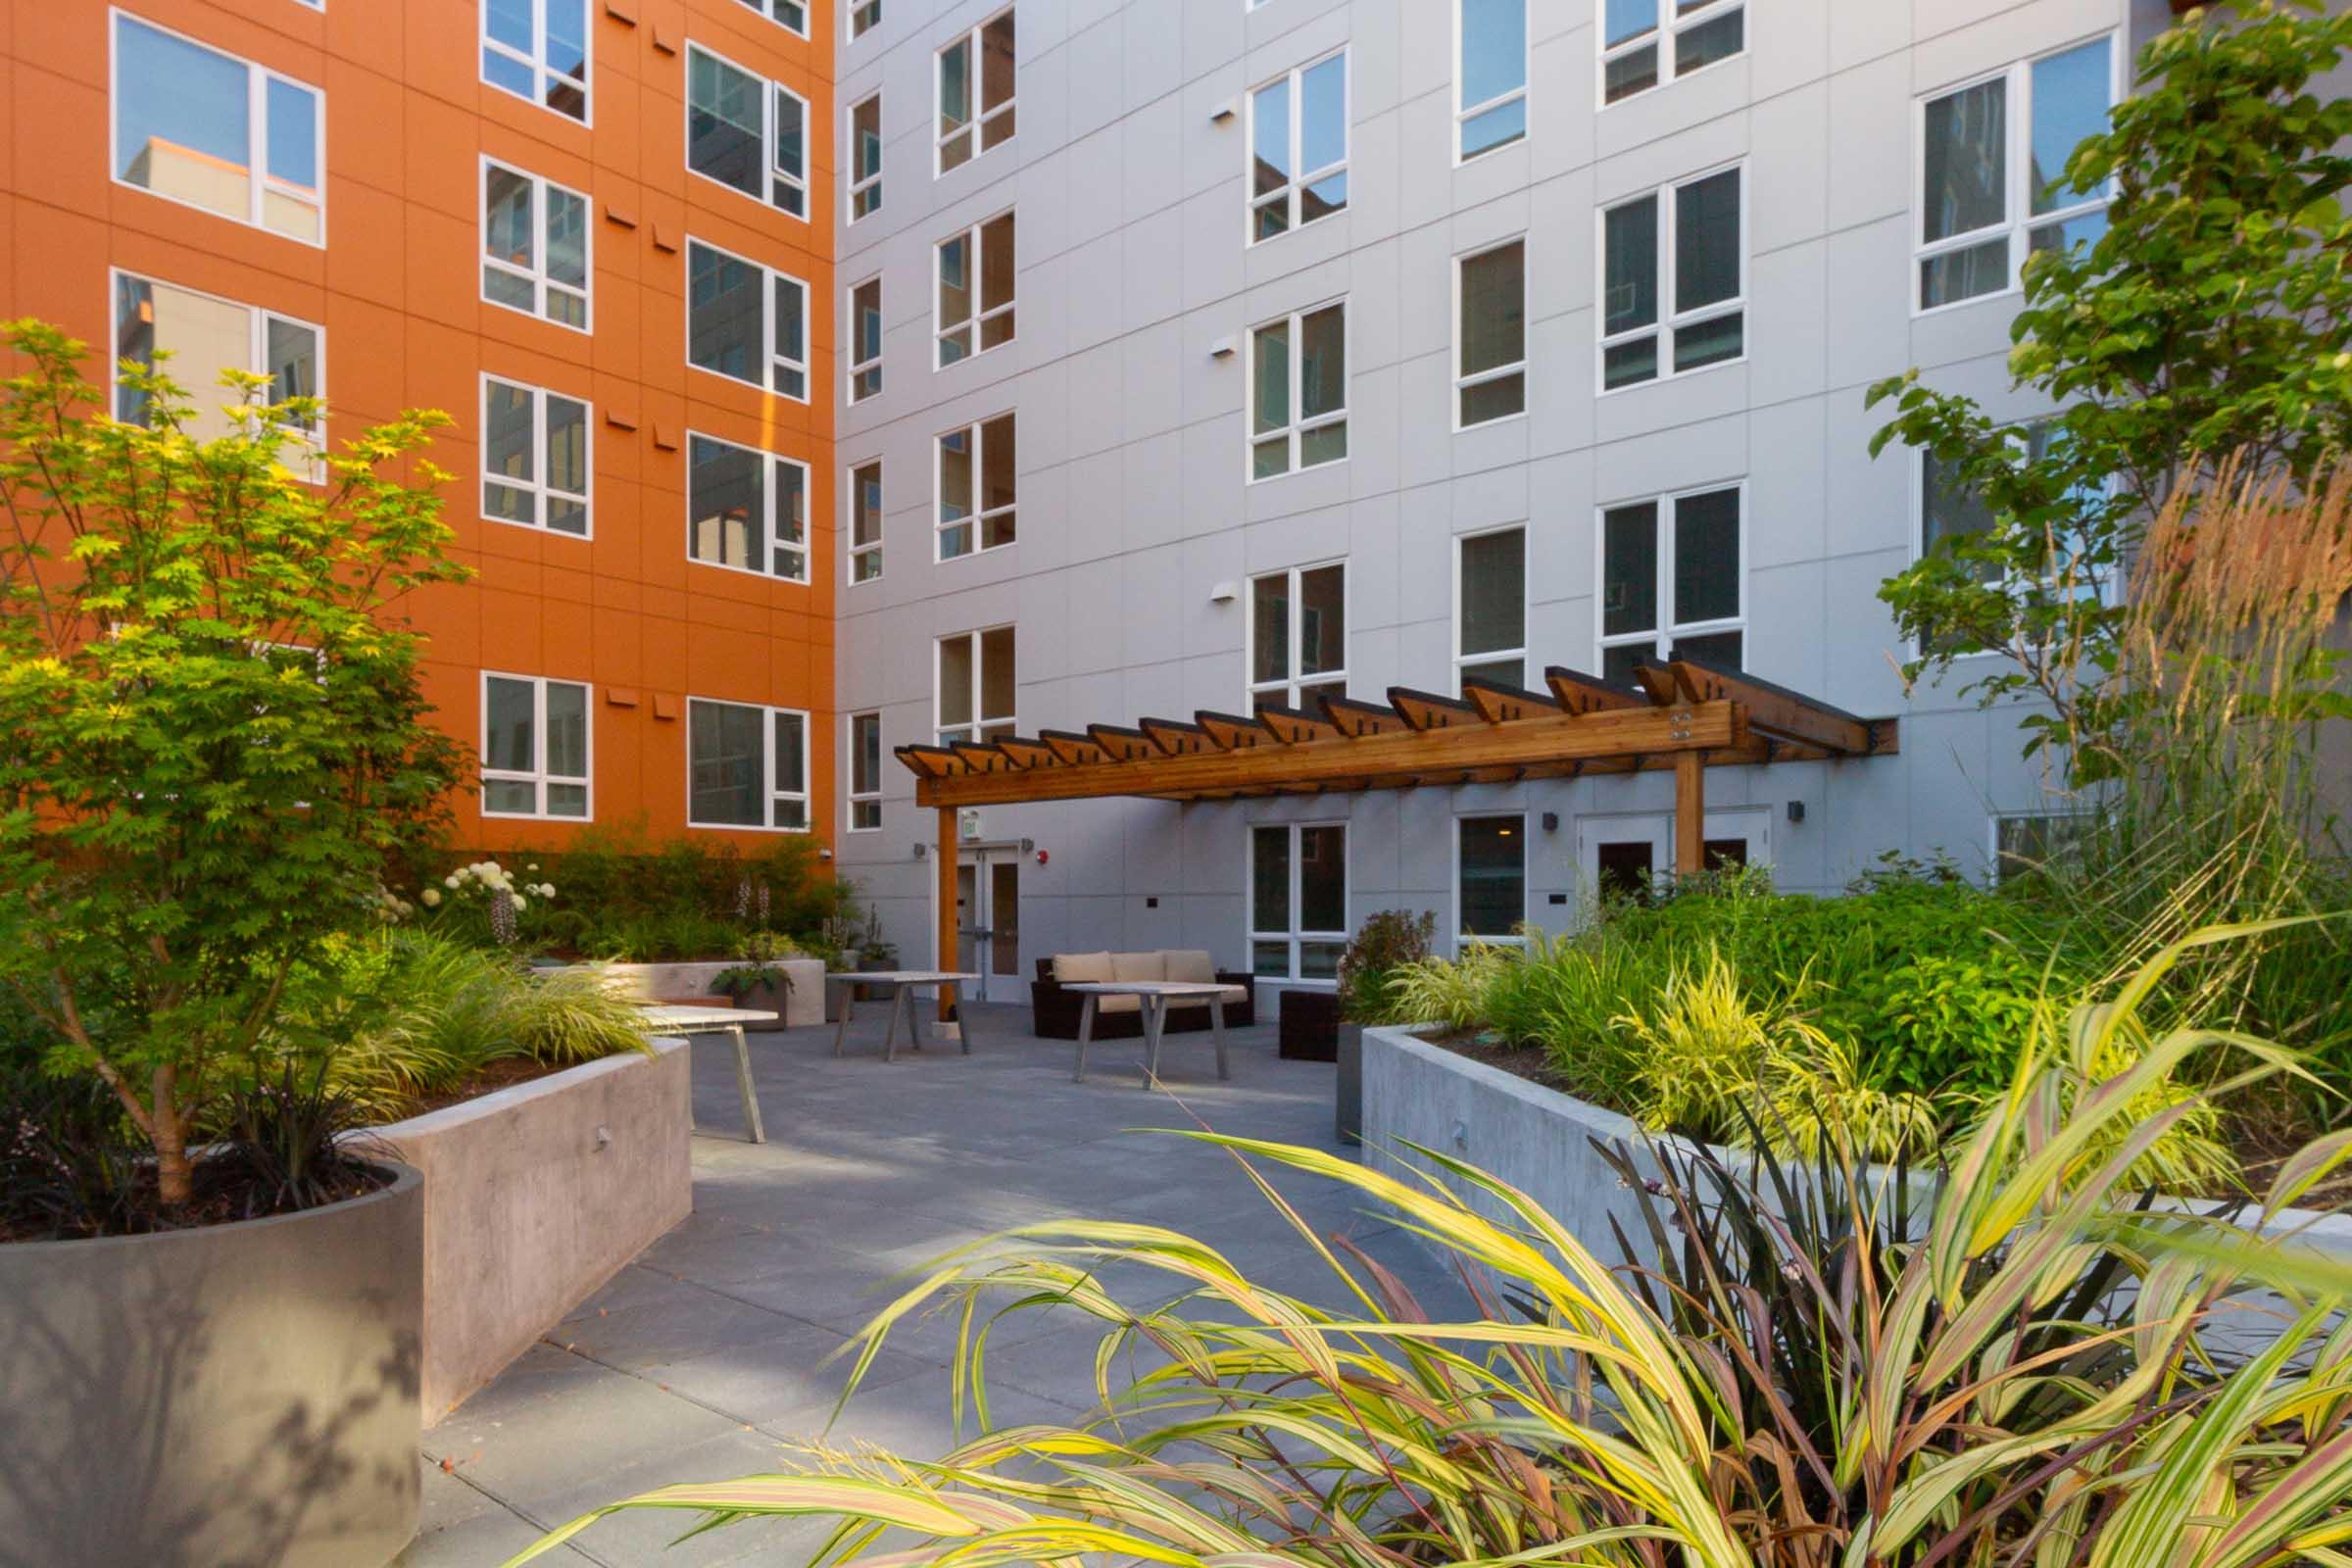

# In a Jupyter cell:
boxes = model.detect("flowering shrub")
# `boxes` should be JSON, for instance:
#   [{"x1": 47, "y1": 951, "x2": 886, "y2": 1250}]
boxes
[{"x1": 416, "y1": 859, "x2": 559, "y2": 948}]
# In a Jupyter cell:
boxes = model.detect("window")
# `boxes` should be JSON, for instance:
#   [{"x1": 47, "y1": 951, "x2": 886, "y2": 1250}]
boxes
[
  {"x1": 735, "y1": 0, "x2": 808, "y2": 35},
  {"x1": 1600, "y1": 0, "x2": 1743, "y2": 104},
  {"x1": 481, "y1": 673, "x2": 590, "y2": 819},
  {"x1": 937, "y1": 211, "x2": 1015, "y2": 365},
  {"x1": 849, "y1": 712, "x2": 883, "y2": 830},
  {"x1": 850, "y1": 460, "x2": 884, "y2": 581},
  {"x1": 1599, "y1": 485, "x2": 1742, "y2": 684},
  {"x1": 481, "y1": 0, "x2": 589, "y2": 122},
  {"x1": 1250, "y1": 564, "x2": 1346, "y2": 713},
  {"x1": 481, "y1": 376, "x2": 590, "y2": 536},
  {"x1": 482, "y1": 160, "x2": 590, "y2": 330},
  {"x1": 1455, "y1": 0, "x2": 1527, "y2": 161},
  {"x1": 112, "y1": 271, "x2": 322, "y2": 454},
  {"x1": 1600, "y1": 165, "x2": 1742, "y2": 390},
  {"x1": 1456, "y1": 240, "x2": 1526, "y2": 426},
  {"x1": 686, "y1": 239, "x2": 808, "y2": 398},
  {"x1": 1249, "y1": 303, "x2": 1348, "y2": 479},
  {"x1": 688, "y1": 700, "x2": 808, "y2": 830},
  {"x1": 937, "y1": 627, "x2": 1015, "y2": 744},
  {"x1": 1250, "y1": 823, "x2": 1348, "y2": 981},
  {"x1": 1993, "y1": 811, "x2": 2092, "y2": 883},
  {"x1": 1918, "y1": 37, "x2": 2114, "y2": 312},
  {"x1": 1457, "y1": 815, "x2": 1526, "y2": 945},
  {"x1": 850, "y1": 276, "x2": 884, "y2": 402},
  {"x1": 686, "y1": 44, "x2": 808, "y2": 219},
  {"x1": 850, "y1": 0, "x2": 881, "y2": 38},
  {"x1": 112, "y1": 15, "x2": 323, "y2": 244},
  {"x1": 937, "y1": 415, "x2": 1015, "y2": 560},
  {"x1": 850, "y1": 92, "x2": 883, "y2": 220},
  {"x1": 1249, "y1": 50, "x2": 1347, "y2": 243},
  {"x1": 688, "y1": 433, "x2": 808, "y2": 582},
  {"x1": 938, "y1": 8, "x2": 1015, "y2": 172},
  {"x1": 1915, "y1": 426, "x2": 2110, "y2": 653},
  {"x1": 1456, "y1": 527, "x2": 1526, "y2": 689}
]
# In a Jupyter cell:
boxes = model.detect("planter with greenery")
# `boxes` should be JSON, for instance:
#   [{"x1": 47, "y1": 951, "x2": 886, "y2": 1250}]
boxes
[
  {"x1": 1330, "y1": 909, "x2": 1435, "y2": 1143},
  {"x1": 710, "y1": 930, "x2": 807, "y2": 1016}
]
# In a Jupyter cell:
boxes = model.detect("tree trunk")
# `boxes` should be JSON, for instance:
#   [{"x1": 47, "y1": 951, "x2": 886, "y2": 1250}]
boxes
[{"x1": 151, "y1": 1066, "x2": 191, "y2": 1208}]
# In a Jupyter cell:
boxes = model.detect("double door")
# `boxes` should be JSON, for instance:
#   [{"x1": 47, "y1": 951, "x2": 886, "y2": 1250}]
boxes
[
  {"x1": 954, "y1": 849, "x2": 1022, "y2": 1003},
  {"x1": 1576, "y1": 807, "x2": 1772, "y2": 905}
]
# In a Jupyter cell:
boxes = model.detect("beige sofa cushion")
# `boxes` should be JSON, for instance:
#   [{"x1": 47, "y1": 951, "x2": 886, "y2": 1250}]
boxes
[
  {"x1": 1110, "y1": 951, "x2": 1165, "y2": 982},
  {"x1": 1164, "y1": 950, "x2": 1215, "y2": 983},
  {"x1": 1095, "y1": 994, "x2": 1141, "y2": 1013},
  {"x1": 1053, "y1": 951, "x2": 1112, "y2": 983},
  {"x1": 1165, "y1": 984, "x2": 1250, "y2": 1008}
]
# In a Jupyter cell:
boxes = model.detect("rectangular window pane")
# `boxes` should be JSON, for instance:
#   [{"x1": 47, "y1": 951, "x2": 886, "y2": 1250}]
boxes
[
  {"x1": 854, "y1": 462, "x2": 883, "y2": 547},
  {"x1": 1671, "y1": 629, "x2": 1742, "y2": 669},
  {"x1": 688, "y1": 434, "x2": 761, "y2": 571},
  {"x1": 1251, "y1": 825, "x2": 1291, "y2": 935},
  {"x1": 1460, "y1": 0, "x2": 1527, "y2": 108},
  {"x1": 1673, "y1": 487, "x2": 1740, "y2": 626},
  {"x1": 1603, "y1": 196, "x2": 1658, "y2": 336},
  {"x1": 1602, "y1": 501, "x2": 1658, "y2": 638},
  {"x1": 484, "y1": 677, "x2": 535, "y2": 773},
  {"x1": 1298, "y1": 564, "x2": 1345, "y2": 678},
  {"x1": 546, "y1": 682, "x2": 588, "y2": 779},
  {"x1": 1923, "y1": 77, "x2": 2006, "y2": 244},
  {"x1": 1672, "y1": 311, "x2": 1743, "y2": 372},
  {"x1": 1604, "y1": 42, "x2": 1659, "y2": 104},
  {"x1": 545, "y1": 395, "x2": 588, "y2": 535},
  {"x1": 852, "y1": 713, "x2": 881, "y2": 794},
  {"x1": 688, "y1": 243, "x2": 760, "y2": 382},
  {"x1": 1675, "y1": 170, "x2": 1740, "y2": 313},
  {"x1": 1300, "y1": 305, "x2": 1346, "y2": 420},
  {"x1": 1251, "y1": 76, "x2": 1291, "y2": 200},
  {"x1": 1458, "y1": 816, "x2": 1525, "y2": 938},
  {"x1": 1252, "y1": 941, "x2": 1292, "y2": 979},
  {"x1": 1459, "y1": 242, "x2": 1526, "y2": 377},
  {"x1": 116, "y1": 18, "x2": 252, "y2": 226},
  {"x1": 980, "y1": 626, "x2": 1015, "y2": 724},
  {"x1": 772, "y1": 710, "x2": 807, "y2": 827},
  {"x1": 1604, "y1": 0, "x2": 1656, "y2": 46},
  {"x1": 1300, "y1": 55, "x2": 1346, "y2": 175},
  {"x1": 1298, "y1": 825, "x2": 1346, "y2": 933},
  {"x1": 1459, "y1": 529, "x2": 1525, "y2": 659},
  {"x1": 1675, "y1": 9, "x2": 1743, "y2": 75},
  {"x1": 688, "y1": 49, "x2": 762, "y2": 198},
  {"x1": 980, "y1": 414, "x2": 1016, "y2": 549},
  {"x1": 939, "y1": 637, "x2": 975, "y2": 731},
  {"x1": 1252, "y1": 574, "x2": 1291, "y2": 686},
  {"x1": 939, "y1": 427, "x2": 973, "y2": 558},
  {"x1": 484, "y1": 380, "x2": 535, "y2": 522},
  {"x1": 690, "y1": 701, "x2": 765, "y2": 827},
  {"x1": 1921, "y1": 238, "x2": 2011, "y2": 309},
  {"x1": 2030, "y1": 39, "x2": 2111, "y2": 215}
]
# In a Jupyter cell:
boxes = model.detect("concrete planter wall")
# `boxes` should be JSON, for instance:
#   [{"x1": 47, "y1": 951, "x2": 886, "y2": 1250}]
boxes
[
  {"x1": 0, "y1": 1163, "x2": 424, "y2": 1568},
  {"x1": 371, "y1": 1038, "x2": 692, "y2": 1423},
  {"x1": 1361, "y1": 1024, "x2": 2352, "y2": 1282},
  {"x1": 579, "y1": 958, "x2": 825, "y2": 1027}
]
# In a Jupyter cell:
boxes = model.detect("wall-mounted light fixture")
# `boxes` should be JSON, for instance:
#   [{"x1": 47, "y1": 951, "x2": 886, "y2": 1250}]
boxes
[
  {"x1": 912, "y1": 842, "x2": 927, "y2": 859},
  {"x1": 1787, "y1": 800, "x2": 1806, "y2": 825},
  {"x1": 1208, "y1": 579, "x2": 1239, "y2": 604},
  {"x1": 1208, "y1": 97, "x2": 1237, "y2": 122},
  {"x1": 1207, "y1": 335, "x2": 1237, "y2": 360},
  {"x1": 1540, "y1": 811, "x2": 1559, "y2": 832}
]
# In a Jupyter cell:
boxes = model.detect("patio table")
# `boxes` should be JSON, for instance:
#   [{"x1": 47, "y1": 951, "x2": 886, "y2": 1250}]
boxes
[
  {"x1": 827, "y1": 971, "x2": 983, "y2": 1063},
  {"x1": 639, "y1": 1004, "x2": 779, "y2": 1145},
  {"x1": 1059, "y1": 981, "x2": 1233, "y2": 1088}
]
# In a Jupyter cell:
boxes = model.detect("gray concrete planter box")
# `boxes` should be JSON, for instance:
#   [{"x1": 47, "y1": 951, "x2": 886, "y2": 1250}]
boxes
[
  {"x1": 371, "y1": 1038, "x2": 692, "y2": 1423},
  {"x1": 0, "y1": 1162, "x2": 424, "y2": 1568},
  {"x1": 574, "y1": 958, "x2": 825, "y2": 1028}
]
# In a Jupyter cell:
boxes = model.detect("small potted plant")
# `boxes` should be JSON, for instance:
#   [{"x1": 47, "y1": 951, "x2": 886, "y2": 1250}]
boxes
[
  {"x1": 1332, "y1": 910, "x2": 1436, "y2": 1144},
  {"x1": 710, "y1": 930, "x2": 799, "y2": 1015}
]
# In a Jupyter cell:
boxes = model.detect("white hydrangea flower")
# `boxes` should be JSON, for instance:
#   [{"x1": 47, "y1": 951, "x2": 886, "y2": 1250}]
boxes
[
  {"x1": 443, "y1": 874, "x2": 460, "y2": 889},
  {"x1": 538, "y1": 883, "x2": 557, "y2": 899},
  {"x1": 420, "y1": 888, "x2": 442, "y2": 907},
  {"x1": 510, "y1": 895, "x2": 527, "y2": 913}
]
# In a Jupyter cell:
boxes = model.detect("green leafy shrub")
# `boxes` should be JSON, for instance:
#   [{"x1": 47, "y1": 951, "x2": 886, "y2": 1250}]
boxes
[{"x1": 1332, "y1": 909, "x2": 1434, "y2": 1023}]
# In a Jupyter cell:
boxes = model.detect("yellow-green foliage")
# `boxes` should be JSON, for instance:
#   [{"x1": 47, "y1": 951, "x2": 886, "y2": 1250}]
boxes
[{"x1": 1382, "y1": 941, "x2": 1512, "y2": 1031}]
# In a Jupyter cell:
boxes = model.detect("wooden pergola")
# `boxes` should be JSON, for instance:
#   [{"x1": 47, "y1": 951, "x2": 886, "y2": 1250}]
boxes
[{"x1": 897, "y1": 660, "x2": 1898, "y2": 1017}]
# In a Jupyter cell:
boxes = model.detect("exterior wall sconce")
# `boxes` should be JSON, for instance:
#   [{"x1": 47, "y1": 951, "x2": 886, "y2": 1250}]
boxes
[
  {"x1": 1540, "y1": 811, "x2": 1559, "y2": 832},
  {"x1": 912, "y1": 842, "x2": 927, "y2": 859},
  {"x1": 1208, "y1": 580, "x2": 1239, "y2": 604},
  {"x1": 1787, "y1": 800, "x2": 1806, "y2": 824}
]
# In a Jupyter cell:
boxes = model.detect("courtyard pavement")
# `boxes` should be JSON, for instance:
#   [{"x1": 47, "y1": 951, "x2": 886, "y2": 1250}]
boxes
[{"x1": 398, "y1": 1002, "x2": 1463, "y2": 1567}]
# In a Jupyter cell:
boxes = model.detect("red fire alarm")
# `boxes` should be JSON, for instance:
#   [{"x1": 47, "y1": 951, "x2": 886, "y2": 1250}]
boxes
[{"x1": 1035, "y1": 848, "x2": 1050, "y2": 865}]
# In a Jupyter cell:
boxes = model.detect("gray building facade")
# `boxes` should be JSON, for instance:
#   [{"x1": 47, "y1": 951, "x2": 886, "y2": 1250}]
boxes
[{"x1": 830, "y1": 0, "x2": 2177, "y2": 1006}]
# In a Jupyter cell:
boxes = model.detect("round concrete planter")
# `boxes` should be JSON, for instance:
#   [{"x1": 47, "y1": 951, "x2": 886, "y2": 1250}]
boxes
[{"x1": 0, "y1": 1161, "x2": 425, "y2": 1568}]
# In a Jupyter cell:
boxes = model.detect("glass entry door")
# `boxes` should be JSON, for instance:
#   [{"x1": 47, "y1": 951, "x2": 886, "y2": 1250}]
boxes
[
  {"x1": 1575, "y1": 807, "x2": 1771, "y2": 907},
  {"x1": 955, "y1": 850, "x2": 1022, "y2": 1003}
]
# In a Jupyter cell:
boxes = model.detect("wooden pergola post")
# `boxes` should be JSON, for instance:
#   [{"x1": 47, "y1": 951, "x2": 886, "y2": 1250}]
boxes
[
  {"x1": 936, "y1": 806, "x2": 957, "y2": 1023},
  {"x1": 1674, "y1": 751, "x2": 1705, "y2": 876}
]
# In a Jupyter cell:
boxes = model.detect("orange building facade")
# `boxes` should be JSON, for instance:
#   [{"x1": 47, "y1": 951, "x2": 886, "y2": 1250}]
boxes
[{"x1": 0, "y1": 0, "x2": 839, "y2": 854}]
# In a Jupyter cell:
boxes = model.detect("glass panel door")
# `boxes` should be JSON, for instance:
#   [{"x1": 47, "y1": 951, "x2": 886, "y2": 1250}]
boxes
[{"x1": 956, "y1": 850, "x2": 1025, "y2": 1003}]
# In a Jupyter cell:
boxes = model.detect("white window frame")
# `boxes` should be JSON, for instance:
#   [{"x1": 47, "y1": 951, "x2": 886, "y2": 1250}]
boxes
[
  {"x1": 1596, "y1": 161, "x2": 1745, "y2": 395},
  {"x1": 109, "y1": 267, "x2": 327, "y2": 467},
  {"x1": 1249, "y1": 820, "x2": 1350, "y2": 984},
  {"x1": 109, "y1": 11, "x2": 327, "y2": 247},
  {"x1": 1453, "y1": 811, "x2": 1528, "y2": 950},
  {"x1": 1247, "y1": 299, "x2": 1348, "y2": 482},
  {"x1": 935, "y1": 414, "x2": 1016, "y2": 562},
  {"x1": 1452, "y1": 237, "x2": 1528, "y2": 430},
  {"x1": 849, "y1": 90, "x2": 884, "y2": 220},
  {"x1": 935, "y1": 210, "x2": 1016, "y2": 367},
  {"x1": 1907, "y1": 428, "x2": 2119, "y2": 661},
  {"x1": 1990, "y1": 808, "x2": 2096, "y2": 884},
  {"x1": 479, "y1": 373, "x2": 593, "y2": 537},
  {"x1": 1453, "y1": 524, "x2": 1528, "y2": 691},
  {"x1": 733, "y1": 0, "x2": 808, "y2": 38},
  {"x1": 935, "y1": 626, "x2": 1016, "y2": 745},
  {"x1": 1597, "y1": 0, "x2": 1744, "y2": 107},
  {"x1": 479, "y1": 0, "x2": 592, "y2": 123},
  {"x1": 683, "y1": 237, "x2": 808, "y2": 401},
  {"x1": 1594, "y1": 482, "x2": 1746, "y2": 675},
  {"x1": 849, "y1": 0, "x2": 882, "y2": 39},
  {"x1": 480, "y1": 156, "x2": 592, "y2": 332},
  {"x1": 935, "y1": 6, "x2": 1016, "y2": 174},
  {"x1": 479, "y1": 671, "x2": 593, "y2": 821},
  {"x1": 1452, "y1": 0, "x2": 1528, "y2": 166},
  {"x1": 1913, "y1": 34, "x2": 2121, "y2": 318},
  {"x1": 685, "y1": 698, "x2": 810, "y2": 833},
  {"x1": 849, "y1": 458, "x2": 884, "y2": 583},
  {"x1": 1246, "y1": 561, "x2": 1348, "y2": 710},
  {"x1": 685, "y1": 430, "x2": 809, "y2": 584},
  {"x1": 848, "y1": 711, "x2": 883, "y2": 831},
  {"x1": 683, "y1": 41, "x2": 809, "y2": 220},
  {"x1": 1247, "y1": 47, "x2": 1348, "y2": 245},
  {"x1": 849, "y1": 275, "x2": 884, "y2": 403}
]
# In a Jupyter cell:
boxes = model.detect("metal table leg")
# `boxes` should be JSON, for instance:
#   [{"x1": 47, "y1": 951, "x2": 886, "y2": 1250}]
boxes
[
  {"x1": 1072, "y1": 994, "x2": 1098, "y2": 1082},
  {"x1": 880, "y1": 983, "x2": 902, "y2": 1062},
  {"x1": 1141, "y1": 997, "x2": 1167, "y2": 1089},
  {"x1": 831, "y1": 979, "x2": 854, "y2": 1057},
  {"x1": 729, "y1": 1025, "x2": 765, "y2": 1145},
  {"x1": 1210, "y1": 997, "x2": 1231, "y2": 1081},
  {"x1": 954, "y1": 983, "x2": 974, "y2": 1054}
]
